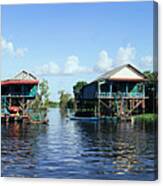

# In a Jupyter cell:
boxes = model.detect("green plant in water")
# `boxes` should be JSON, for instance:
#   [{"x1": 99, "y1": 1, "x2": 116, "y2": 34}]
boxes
[
  {"x1": 133, "y1": 113, "x2": 157, "y2": 123},
  {"x1": 28, "y1": 79, "x2": 50, "y2": 110},
  {"x1": 58, "y1": 90, "x2": 73, "y2": 112}
]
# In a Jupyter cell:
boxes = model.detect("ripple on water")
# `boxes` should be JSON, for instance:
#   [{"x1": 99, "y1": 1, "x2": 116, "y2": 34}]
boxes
[{"x1": 1, "y1": 109, "x2": 157, "y2": 180}]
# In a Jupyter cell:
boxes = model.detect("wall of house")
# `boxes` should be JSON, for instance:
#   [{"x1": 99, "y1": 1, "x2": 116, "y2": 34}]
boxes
[
  {"x1": 80, "y1": 82, "x2": 98, "y2": 99},
  {"x1": 1, "y1": 84, "x2": 38, "y2": 97},
  {"x1": 77, "y1": 80, "x2": 144, "y2": 100},
  {"x1": 110, "y1": 67, "x2": 144, "y2": 80}
]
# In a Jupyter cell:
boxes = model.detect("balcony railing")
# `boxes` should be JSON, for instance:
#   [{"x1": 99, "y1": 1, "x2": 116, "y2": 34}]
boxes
[
  {"x1": 97, "y1": 92, "x2": 144, "y2": 98},
  {"x1": 1, "y1": 91, "x2": 37, "y2": 97}
]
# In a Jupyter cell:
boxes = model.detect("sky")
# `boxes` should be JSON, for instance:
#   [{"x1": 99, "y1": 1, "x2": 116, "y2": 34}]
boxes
[{"x1": 1, "y1": 1, "x2": 155, "y2": 100}]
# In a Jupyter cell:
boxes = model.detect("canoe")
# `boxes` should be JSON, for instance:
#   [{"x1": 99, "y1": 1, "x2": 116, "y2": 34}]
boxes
[{"x1": 69, "y1": 116, "x2": 100, "y2": 122}]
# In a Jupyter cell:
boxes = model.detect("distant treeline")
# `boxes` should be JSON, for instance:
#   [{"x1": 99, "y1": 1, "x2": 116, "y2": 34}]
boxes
[{"x1": 47, "y1": 101, "x2": 59, "y2": 108}]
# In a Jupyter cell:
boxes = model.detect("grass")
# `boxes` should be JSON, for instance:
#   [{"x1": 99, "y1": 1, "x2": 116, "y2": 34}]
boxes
[{"x1": 133, "y1": 113, "x2": 158, "y2": 123}]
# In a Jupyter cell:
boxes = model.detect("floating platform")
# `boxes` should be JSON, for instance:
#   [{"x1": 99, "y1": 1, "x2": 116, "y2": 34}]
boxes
[
  {"x1": 1, "y1": 114, "x2": 48, "y2": 124},
  {"x1": 1, "y1": 114, "x2": 29, "y2": 123}
]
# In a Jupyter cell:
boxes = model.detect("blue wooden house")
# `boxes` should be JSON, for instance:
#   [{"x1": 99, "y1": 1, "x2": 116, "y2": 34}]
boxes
[{"x1": 74, "y1": 64, "x2": 147, "y2": 117}]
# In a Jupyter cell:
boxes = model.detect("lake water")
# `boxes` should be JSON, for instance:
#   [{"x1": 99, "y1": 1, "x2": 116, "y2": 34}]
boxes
[{"x1": 1, "y1": 108, "x2": 157, "y2": 180}]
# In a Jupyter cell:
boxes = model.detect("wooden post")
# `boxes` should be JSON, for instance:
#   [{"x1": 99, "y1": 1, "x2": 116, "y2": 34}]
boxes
[
  {"x1": 9, "y1": 97, "x2": 12, "y2": 107},
  {"x1": 97, "y1": 81, "x2": 101, "y2": 118},
  {"x1": 96, "y1": 99, "x2": 100, "y2": 118},
  {"x1": 129, "y1": 99, "x2": 132, "y2": 114},
  {"x1": 94, "y1": 105, "x2": 97, "y2": 117},
  {"x1": 132, "y1": 99, "x2": 135, "y2": 114},
  {"x1": 23, "y1": 97, "x2": 25, "y2": 115},
  {"x1": 126, "y1": 99, "x2": 128, "y2": 115},
  {"x1": 126, "y1": 82, "x2": 128, "y2": 97},
  {"x1": 110, "y1": 82, "x2": 112, "y2": 97},
  {"x1": 142, "y1": 99, "x2": 145, "y2": 113},
  {"x1": 109, "y1": 100, "x2": 111, "y2": 110},
  {"x1": 143, "y1": 84, "x2": 145, "y2": 97}
]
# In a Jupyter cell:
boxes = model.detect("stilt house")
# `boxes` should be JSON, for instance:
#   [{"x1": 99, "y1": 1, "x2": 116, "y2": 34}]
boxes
[
  {"x1": 74, "y1": 64, "x2": 147, "y2": 117},
  {"x1": 1, "y1": 71, "x2": 39, "y2": 114}
]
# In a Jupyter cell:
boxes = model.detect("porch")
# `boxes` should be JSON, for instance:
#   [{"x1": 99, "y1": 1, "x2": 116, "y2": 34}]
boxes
[{"x1": 97, "y1": 80, "x2": 145, "y2": 99}]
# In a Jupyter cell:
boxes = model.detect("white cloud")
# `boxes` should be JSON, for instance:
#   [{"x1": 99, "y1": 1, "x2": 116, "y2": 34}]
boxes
[
  {"x1": 1, "y1": 37, "x2": 28, "y2": 58},
  {"x1": 35, "y1": 45, "x2": 153, "y2": 76},
  {"x1": 36, "y1": 56, "x2": 92, "y2": 76},
  {"x1": 64, "y1": 55, "x2": 93, "y2": 75},
  {"x1": 15, "y1": 48, "x2": 28, "y2": 58},
  {"x1": 95, "y1": 50, "x2": 113, "y2": 72},
  {"x1": 140, "y1": 55, "x2": 153, "y2": 70},
  {"x1": 116, "y1": 44, "x2": 136, "y2": 66},
  {"x1": 36, "y1": 62, "x2": 60, "y2": 76}
]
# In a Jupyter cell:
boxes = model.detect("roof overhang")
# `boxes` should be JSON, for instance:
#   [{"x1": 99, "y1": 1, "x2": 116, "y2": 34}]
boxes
[
  {"x1": 109, "y1": 78, "x2": 146, "y2": 82},
  {"x1": 1, "y1": 80, "x2": 39, "y2": 86}
]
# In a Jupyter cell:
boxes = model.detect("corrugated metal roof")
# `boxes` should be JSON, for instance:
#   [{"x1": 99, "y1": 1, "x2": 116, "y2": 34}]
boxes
[
  {"x1": 14, "y1": 70, "x2": 37, "y2": 80},
  {"x1": 2, "y1": 70, "x2": 38, "y2": 82},
  {"x1": 96, "y1": 64, "x2": 146, "y2": 81}
]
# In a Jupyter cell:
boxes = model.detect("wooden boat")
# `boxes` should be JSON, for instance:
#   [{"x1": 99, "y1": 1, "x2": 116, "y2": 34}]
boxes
[
  {"x1": 69, "y1": 115, "x2": 100, "y2": 122},
  {"x1": 30, "y1": 119, "x2": 49, "y2": 124},
  {"x1": 69, "y1": 115, "x2": 120, "y2": 123},
  {"x1": 26, "y1": 110, "x2": 49, "y2": 124}
]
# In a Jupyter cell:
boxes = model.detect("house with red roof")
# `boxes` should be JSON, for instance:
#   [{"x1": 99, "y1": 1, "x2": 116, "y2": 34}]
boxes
[{"x1": 1, "y1": 70, "x2": 39, "y2": 115}]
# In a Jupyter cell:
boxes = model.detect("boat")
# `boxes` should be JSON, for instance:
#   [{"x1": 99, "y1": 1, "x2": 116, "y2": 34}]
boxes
[
  {"x1": 69, "y1": 115, "x2": 100, "y2": 122},
  {"x1": 29, "y1": 119, "x2": 49, "y2": 124},
  {"x1": 26, "y1": 110, "x2": 49, "y2": 124}
]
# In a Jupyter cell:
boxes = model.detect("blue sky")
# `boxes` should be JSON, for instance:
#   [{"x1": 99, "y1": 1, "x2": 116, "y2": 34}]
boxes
[{"x1": 1, "y1": 1, "x2": 155, "y2": 100}]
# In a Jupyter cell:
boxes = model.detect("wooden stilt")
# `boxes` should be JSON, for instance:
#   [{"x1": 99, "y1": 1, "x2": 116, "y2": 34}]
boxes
[
  {"x1": 142, "y1": 99, "x2": 145, "y2": 113},
  {"x1": 98, "y1": 98, "x2": 101, "y2": 117}
]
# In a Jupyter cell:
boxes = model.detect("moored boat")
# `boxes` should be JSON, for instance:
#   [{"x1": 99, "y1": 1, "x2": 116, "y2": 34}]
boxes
[{"x1": 69, "y1": 115, "x2": 100, "y2": 122}]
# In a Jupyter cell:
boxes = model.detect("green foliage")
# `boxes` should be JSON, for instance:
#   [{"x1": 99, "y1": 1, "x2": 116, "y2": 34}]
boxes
[
  {"x1": 39, "y1": 79, "x2": 50, "y2": 104},
  {"x1": 29, "y1": 79, "x2": 50, "y2": 110},
  {"x1": 67, "y1": 97, "x2": 75, "y2": 109},
  {"x1": 47, "y1": 101, "x2": 59, "y2": 108},
  {"x1": 143, "y1": 71, "x2": 158, "y2": 95},
  {"x1": 143, "y1": 71, "x2": 158, "y2": 113},
  {"x1": 73, "y1": 81, "x2": 87, "y2": 93},
  {"x1": 58, "y1": 90, "x2": 73, "y2": 111},
  {"x1": 133, "y1": 114, "x2": 157, "y2": 123},
  {"x1": 29, "y1": 95, "x2": 42, "y2": 109},
  {"x1": 144, "y1": 71, "x2": 158, "y2": 82}
]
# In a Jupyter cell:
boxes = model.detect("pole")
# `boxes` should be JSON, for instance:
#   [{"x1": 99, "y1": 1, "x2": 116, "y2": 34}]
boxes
[{"x1": 98, "y1": 81, "x2": 101, "y2": 118}]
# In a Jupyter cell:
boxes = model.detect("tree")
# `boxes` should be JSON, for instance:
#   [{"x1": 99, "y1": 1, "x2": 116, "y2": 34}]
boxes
[
  {"x1": 58, "y1": 90, "x2": 72, "y2": 111},
  {"x1": 73, "y1": 81, "x2": 87, "y2": 94},
  {"x1": 67, "y1": 97, "x2": 75, "y2": 109},
  {"x1": 29, "y1": 79, "x2": 50, "y2": 109},
  {"x1": 143, "y1": 71, "x2": 158, "y2": 82},
  {"x1": 39, "y1": 79, "x2": 50, "y2": 107},
  {"x1": 143, "y1": 71, "x2": 158, "y2": 95},
  {"x1": 143, "y1": 71, "x2": 158, "y2": 113}
]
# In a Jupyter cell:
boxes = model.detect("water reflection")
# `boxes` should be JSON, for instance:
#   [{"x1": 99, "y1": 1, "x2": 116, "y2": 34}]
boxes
[{"x1": 1, "y1": 109, "x2": 157, "y2": 180}]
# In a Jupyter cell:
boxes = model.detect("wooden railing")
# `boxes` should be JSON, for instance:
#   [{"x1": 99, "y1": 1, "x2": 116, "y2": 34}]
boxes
[
  {"x1": 1, "y1": 92, "x2": 36, "y2": 97},
  {"x1": 97, "y1": 92, "x2": 144, "y2": 98}
]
